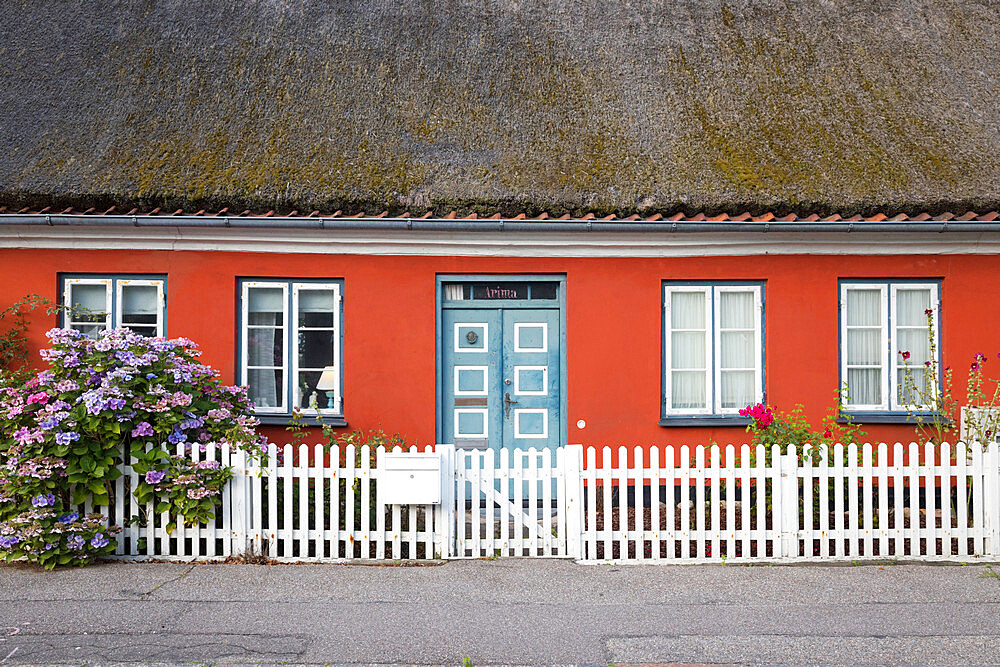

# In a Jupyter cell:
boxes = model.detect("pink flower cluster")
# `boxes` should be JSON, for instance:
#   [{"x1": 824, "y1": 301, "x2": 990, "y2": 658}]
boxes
[{"x1": 739, "y1": 403, "x2": 774, "y2": 428}]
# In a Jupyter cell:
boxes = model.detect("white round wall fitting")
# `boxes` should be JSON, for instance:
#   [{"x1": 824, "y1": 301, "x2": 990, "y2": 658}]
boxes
[{"x1": 576, "y1": 419, "x2": 586, "y2": 429}]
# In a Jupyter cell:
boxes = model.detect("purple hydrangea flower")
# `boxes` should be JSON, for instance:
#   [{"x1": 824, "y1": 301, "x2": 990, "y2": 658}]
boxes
[
  {"x1": 167, "y1": 430, "x2": 187, "y2": 445},
  {"x1": 66, "y1": 535, "x2": 85, "y2": 550},
  {"x1": 0, "y1": 535, "x2": 20, "y2": 549},
  {"x1": 90, "y1": 533, "x2": 109, "y2": 548},
  {"x1": 131, "y1": 422, "x2": 154, "y2": 438},
  {"x1": 31, "y1": 493, "x2": 56, "y2": 508},
  {"x1": 145, "y1": 470, "x2": 167, "y2": 484},
  {"x1": 58, "y1": 512, "x2": 79, "y2": 523}
]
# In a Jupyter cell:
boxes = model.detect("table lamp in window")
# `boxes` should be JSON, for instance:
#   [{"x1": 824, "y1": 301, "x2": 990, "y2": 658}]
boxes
[{"x1": 316, "y1": 366, "x2": 337, "y2": 410}]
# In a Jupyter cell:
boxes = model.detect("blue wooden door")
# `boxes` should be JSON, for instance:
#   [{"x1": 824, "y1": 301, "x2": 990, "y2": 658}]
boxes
[{"x1": 442, "y1": 308, "x2": 560, "y2": 452}]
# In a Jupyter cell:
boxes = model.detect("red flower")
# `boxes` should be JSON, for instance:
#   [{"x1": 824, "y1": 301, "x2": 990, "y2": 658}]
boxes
[
  {"x1": 824, "y1": 428, "x2": 833, "y2": 439},
  {"x1": 899, "y1": 350, "x2": 911, "y2": 360}
]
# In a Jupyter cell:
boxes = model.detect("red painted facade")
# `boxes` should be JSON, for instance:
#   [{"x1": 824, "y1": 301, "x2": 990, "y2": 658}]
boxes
[{"x1": 2, "y1": 248, "x2": 996, "y2": 464}]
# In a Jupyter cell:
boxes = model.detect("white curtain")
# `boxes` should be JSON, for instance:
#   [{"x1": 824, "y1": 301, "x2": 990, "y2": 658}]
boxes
[
  {"x1": 845, "y1": 289, "x2": 882, "y2": 405},
  {"x1": 719, "y1": 291, "x2": 755, "y2": 409},
  {"x1": 247, "y1": 288, "x2": 283, "y2": 408},
  {"x1": 444, "y1": 284, "x2": 465, "y2": 300},
  {"x1": 896, "y1": 288, "x2": 933, "y2": 403},
  {"x1": 670, "y1": 291, "x2": 707, "y2": 409}
]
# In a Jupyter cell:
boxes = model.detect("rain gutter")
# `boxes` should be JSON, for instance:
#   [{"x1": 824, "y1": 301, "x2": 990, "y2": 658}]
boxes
[{"x1": 0, "y1": 214, "x2": 993, "y2": 234}]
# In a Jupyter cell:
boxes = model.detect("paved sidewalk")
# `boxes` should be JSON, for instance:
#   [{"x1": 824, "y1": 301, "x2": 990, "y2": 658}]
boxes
[{"x1": 2, "y1": 559, "x2": 1000, "y2": 665}]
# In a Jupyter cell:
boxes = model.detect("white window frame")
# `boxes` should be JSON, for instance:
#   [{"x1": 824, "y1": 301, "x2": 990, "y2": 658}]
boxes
[
  {"x1": 292, "y1": 282, "x2": 342, "y2": 415},
  {"x1": 839, "y1": 281, "x2": 939, "y2": 413},
  {"x1": 239, "y1": 280, "x2": 343, "y2": 417},
  {"x1": 839, "y1": 283, "x2": 890, "y2": 412},
  {"x1": 664, "y1": 284, "x2": 764, "y2": 417},
  {"x1": 240, "y1": 281, "x2": 290, "y2": 415},
  {"x1": 115, "y1": 279, "x2": 165, "y2": 336},
  {"x1": 63, "y1": 276, "x2": 165, "y2": 336}
]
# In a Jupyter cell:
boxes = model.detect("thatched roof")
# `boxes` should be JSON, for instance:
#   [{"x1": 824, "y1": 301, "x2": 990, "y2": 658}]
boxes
[{"x1": 1, "y1": 0, "x2": 998, "y2": 217}]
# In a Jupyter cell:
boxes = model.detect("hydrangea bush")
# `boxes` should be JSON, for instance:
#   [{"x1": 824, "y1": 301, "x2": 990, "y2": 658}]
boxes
[{"x1": 0, "y1": 328, "x2": 268, "y2": 567}]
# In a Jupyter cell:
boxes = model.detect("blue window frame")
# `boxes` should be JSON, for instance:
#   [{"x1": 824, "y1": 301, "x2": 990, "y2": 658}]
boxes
[
  {"x1": 60, "y1": 274, "x2": 166, "y2": 337},
  {"x1": 839, "y1": 279, "x2": 941, "y2": 415},
  {"x1": 236, "y1": 278, "x2": 345, "y2": 423},
  {"x1": 662, "y1": 282, "x2": 765, "y2": 421}
]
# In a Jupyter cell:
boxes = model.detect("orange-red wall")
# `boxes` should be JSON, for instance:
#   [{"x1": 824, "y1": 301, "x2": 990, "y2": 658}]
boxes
[{"x1": 1, "y1": 248, "x2": 994, "y2": 459}]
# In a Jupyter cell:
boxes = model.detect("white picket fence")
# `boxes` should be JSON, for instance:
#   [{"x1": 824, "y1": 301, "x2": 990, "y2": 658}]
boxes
[
  {"x1": 581, "y1": 442, "x2": 1000, "y2": 562},
  {"x1": 107, "y1": 442, "x2": 1000, "y2": 564},
  {"x1": 110, "y1": 442, "x2": 445, "y2": 561}
]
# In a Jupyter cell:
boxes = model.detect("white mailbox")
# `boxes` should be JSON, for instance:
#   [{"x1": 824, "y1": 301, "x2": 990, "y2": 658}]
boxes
[{"x1": 379, "y1": 452, "x2": 442, "y2": 505}]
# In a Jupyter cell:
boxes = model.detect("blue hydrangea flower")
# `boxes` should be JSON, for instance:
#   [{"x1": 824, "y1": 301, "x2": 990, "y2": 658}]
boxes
[
  {"x1": 55, "y1": 431, "x2": 81, "y2": 446},
  {"x1": 66, "y1": 535, "x2": 85, "y2": 550},
  {"x1": 0, "y1": 535, "x2": 20, "y2": 549},
  {"x1": 58, "y1": 512, "x2": 79, "y2": 523},
  {"x1": 31, "y1": 493, "x2": 56, "y2": 508},
  {"x1": 90, "y1": 533, "x2": 109, "y2": 549}
]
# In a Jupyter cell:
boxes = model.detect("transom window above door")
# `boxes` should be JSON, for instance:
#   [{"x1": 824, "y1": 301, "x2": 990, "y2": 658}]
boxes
[
  {"x1": 237, "y1": 279, "x2": 344, "y2": 423},
  {"x1": 662, "y1": 282, "x2": 764, "y2": 421},
  {"x1": 61, "y1": 275, "x2": 166, "y2": 337},
  {"x1": 442, "y1": 281, "x2": 559, "y2": 301}
]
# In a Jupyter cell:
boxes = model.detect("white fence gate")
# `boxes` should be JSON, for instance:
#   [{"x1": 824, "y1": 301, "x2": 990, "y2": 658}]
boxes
[{"x1": 108, "y1": 442, "x2": 1000, "y2": 564}]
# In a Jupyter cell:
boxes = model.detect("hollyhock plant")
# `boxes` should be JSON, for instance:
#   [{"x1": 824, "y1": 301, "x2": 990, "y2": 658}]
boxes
[
  {"x1": 0, "y1": 327, "x2": 269, "y2": 567},
  {"x1": 896, "y1": 307, "x2": 1000, "y2": 447}
]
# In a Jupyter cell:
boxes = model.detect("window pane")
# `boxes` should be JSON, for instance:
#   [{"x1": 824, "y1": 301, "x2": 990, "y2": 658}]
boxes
[
  {"x1": 298, "y1": 289, "x2": 337, "y2": 327},
  {"x1": 69, "y1": 284, "x2": 108, "y2": 320},
  {"x1": 670, "y1": 291, "x2": 705, "y2": 329},
  {"x1": 72, "y1": 323, "x2": 106, "y2": 337},
  {"x1": 248, "y1": 369, "x2": 283, "y2": 408},
  {"x1": 720, "y1": 370, "x2": 754, "y2": 409},
  {"x1": 671, "y1": 332, "x2": 706, "y2": 370},
  {"x1": 846, "y1": 329, "x2": 881, "y2": 365},
  {"x1": 247, "y1": 328, "x2": 283, "y2": 366},
  {"x1": 298, "y1": 370, "x2": 337, "y2": 409},
  {"x1": 846, "y1": 289, "x2": 881, "y2": 326},
  {"x1": 846, "y1": 368, "x2": 881, "y2": 405},
  {"x1": 249, "y1": 287, "x2": 284, "y2": 311},
  {"x1": 671, "y1": 371, "x2": 706, "y2": 409},
  {"x1": 896, "y1": 289, "x2": 931, "y2": 326},
  {"x1": 530, "y1": 283, "x2": 558, "y2": 300},
  {"x1": 719, "y1": 291, "x2": 753, "y2": 329},
  {"x1": 122, "y1": 285, "x2": 158, "y2": 315},
  {"x1": 720, "y1": 331, "x2": 754, "y2": 369},
  {"x1": 298, "y1": 330, "x2": 335, "y2": 368},
  {"x1": 897, "y1": 367, "x2": 932, "y2": 405},
  {"x1": 128, "y1": 325, "x2": 158, "y2": 338},
  {"x1": 896, "y1": 328, "x2": 931, "y2": 365}
]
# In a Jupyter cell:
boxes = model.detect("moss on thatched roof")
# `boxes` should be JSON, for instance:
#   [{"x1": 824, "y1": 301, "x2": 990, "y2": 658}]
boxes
[{"x1": 1, "y1": 0, "x2": 998, "y2": 217}]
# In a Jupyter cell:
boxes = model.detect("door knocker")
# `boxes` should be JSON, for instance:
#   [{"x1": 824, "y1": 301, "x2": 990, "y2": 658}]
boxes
[{"x1": 465, "y1": 330, "x2": 479, "y2": 344}]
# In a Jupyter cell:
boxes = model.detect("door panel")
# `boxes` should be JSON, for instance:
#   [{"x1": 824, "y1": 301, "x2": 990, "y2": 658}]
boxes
[
  {"x1": 501, "y1": 310, "x2": 561, "y2": 450},
  {"x1": 442, "y1": 310, "x2": 502, "y2": 448}
]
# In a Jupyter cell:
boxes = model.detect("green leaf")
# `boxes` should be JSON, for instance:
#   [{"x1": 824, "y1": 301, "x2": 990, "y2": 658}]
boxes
[{"x1": 166, "y1": 521, "x2": 176, "y2": 534}]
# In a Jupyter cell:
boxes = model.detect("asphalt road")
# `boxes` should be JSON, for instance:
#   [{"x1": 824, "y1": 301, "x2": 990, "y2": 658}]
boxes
[{"x1": 2, "y1": 559, "x2": 1000, "y2": 665}]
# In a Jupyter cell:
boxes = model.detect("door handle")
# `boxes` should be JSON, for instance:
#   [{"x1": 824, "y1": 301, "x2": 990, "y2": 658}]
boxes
[{"x1": 504, "y1": 391, "x2": 518, "y2": 419}]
